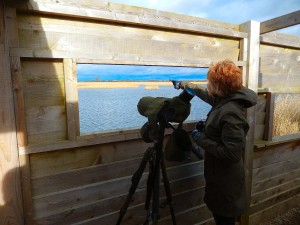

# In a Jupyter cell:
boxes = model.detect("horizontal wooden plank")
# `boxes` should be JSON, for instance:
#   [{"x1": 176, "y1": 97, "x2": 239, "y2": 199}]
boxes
[
  {"x1": 253, "y1": 141, "x2": 300, "y2": 169},
  {"x1": 252, "y1": 155, "x2": 300, "y2": 182},
  {"x1": 29, "y1": 139, "x2": 154, "y2": 177},
  {"x1": 260, "y1": 32, "x2": 300, "y2": 49},
  {"x1": 260, "y1": 10, "x2": 300, "y2": 34},
  {"x1": 28, "y1": 130, "x2": 67, "y2": 145},
  {"x1": 23, "y1": 78, "x2": 65, "y2": 95},
  {"x1": 31, "y1": 157, "x2": 202, "y2": 196},
  {"x1": 34, "y1": 174, "x2": 205, "y2": 224},
  {"x1": 13, "y1": 14, "x2": 240, "y2": 63},
  {"x1": 259, "y1": 74, "x2": 300, "y2": 89},
  {"x1": 257, "y1": 87, "x2": 300, "y2": 93},
  {"x1": 17, "y1": 0, "x2": 246, "y2": 38},
  {"x1": 20, "y1": 129, "x2": 145, "y2": 155},
  {"x1": 33, "y1": 166, "x2": 204, "y2": 218},
  {"x1": 19, "y1": 122, "x2": 195, "y2": 155},
  {"x1": 158, "y1": 204, "x2": 212, "y2": 225},
  {"x1": 260, "y1": 45, "x2": 300, "y2": 73},
  {"x1": 10, "y1": 46, "x2": 241, "y2": 65},
  {"x1": 251, "y1": 178, "x2": 300, "y2": 205},
  {"x1": 259, "y1": 45, "x2": 300, "y2": 89},
  {"x1": 76, "y1": 58, "x2": 247, "y2": 68},
  {"x1": 21, "y1": 59, "x2": 64, "y2": 77},
  {"x1": 249, "y1": 194, "x2": 300, "y2": 225},
  {"x1": 23, "y1": 95, "x2": 66, "y2": 108},
  {"x1": 61, "y1": 202, "x2": 211, "y2": 225},
  {"x1": 25, "y1": 106, "x2": 65, "y2": 130},
  {"x1": 21, "y1": 59, "x2": 67, "y2": 144},
  {"x1": 252, "y1": 167, "x2": 300, "y2": 193}
]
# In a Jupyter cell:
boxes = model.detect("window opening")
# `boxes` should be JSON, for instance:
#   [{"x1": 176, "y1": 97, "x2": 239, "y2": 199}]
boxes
[
  {"x1": 77, "y1": 64, "x2": 211, "y2": 134},
  {"x1": 273, "y1": 93, "x2": 300, "y2": 137}
]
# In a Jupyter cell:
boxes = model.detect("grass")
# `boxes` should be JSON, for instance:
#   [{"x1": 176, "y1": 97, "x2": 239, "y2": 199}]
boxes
[{"x1": 273, "y1": 94, "x2": 300, "y2": 137}]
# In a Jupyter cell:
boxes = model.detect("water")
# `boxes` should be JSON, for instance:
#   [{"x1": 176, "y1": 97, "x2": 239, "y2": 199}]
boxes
[{"x1": 78, "y1": 86, "x2": 211, "y2": 134}]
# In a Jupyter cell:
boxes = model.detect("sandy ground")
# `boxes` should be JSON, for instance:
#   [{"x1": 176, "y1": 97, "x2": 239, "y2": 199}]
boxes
[
  {"x1": 260, "y1": 205, "x2": 300, "y2": 225},
  {"x1": 77, "y1": 81, "x2": 207, "y2": 89}
]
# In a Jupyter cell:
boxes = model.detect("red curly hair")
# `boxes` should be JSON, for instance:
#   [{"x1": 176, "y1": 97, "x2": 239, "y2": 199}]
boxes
[{"x1": 207, "y1": 60, "x2": 243, "y2": 96}]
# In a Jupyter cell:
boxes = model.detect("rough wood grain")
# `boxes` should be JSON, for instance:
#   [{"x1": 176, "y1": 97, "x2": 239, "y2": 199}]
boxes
[
  {"x1": 260, "y1": 10, "x2": 300, "y2": 34},
  {"x1": 0, "y1": 6, "x2": 24, "y2": 225}
]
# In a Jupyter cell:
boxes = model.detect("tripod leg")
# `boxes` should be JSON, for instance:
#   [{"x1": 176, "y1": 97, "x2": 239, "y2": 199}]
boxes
[
  {"x1": 145, "y1": 159, "x2": 154, "y2": 210},
  {"x1": 151, "y1": 153, "x2": 161, "y2": 225},
  {"x1": 152, "y1": 124, "x2": 167, "y2": 225},
  {"x1": 116, "y1": 148, "x2": 151, "y2": 225},
  {"x1": 160, "y1": 152, "x2": 177, "y2": 225}
]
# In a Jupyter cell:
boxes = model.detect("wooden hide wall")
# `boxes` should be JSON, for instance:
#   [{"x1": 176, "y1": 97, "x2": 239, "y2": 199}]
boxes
[
  {"x1": 248, "y1": 32, "x2": 300, "y2": 224},
  {"x1": 250, "y1": 140, "x2": 300, "y2": 224},
  {"x1": 259, "y1": 33, "x2": 300, "y2": 90},
  {"x1": 0, "y1": 6, "x2": 24, "y2": 225},
  {"x1": 7, "y1": 1, "x2": 248, "y2": 224}
]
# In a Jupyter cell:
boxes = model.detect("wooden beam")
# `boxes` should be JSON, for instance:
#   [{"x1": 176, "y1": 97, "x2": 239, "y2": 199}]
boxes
[
  {"x1": 11, "y1": 57, "x2": 28, "y2": 147},
  {"x1": 239, "y1": 37, "x2": 248, "y2": 85},
  {"x1": 0, "y1": 6, "x2": 24, "y2": 225},
  {"x1": 7, "y1": 8, "x2": 34, "y2": 225},
  {"x1": 260, "y1": 10, "x2": 300, "y2": 34},
  {"x1": 240, "y1": 20, "x2": 260, "y2": 225},
  {"x1": 263, "y1": 92, "x2": 275, "y2": 141},
  {"x1": 18, "y1": 122, "x2": 196, "y2": 155},
  {"x1": 76, "y1": 58, "x2": 246, "y2": 68},
  {"x1": 260, "y1": 32, "x2": 300, "y2": 49},
  {"x1": 17, "y1": 0, "x2": 246, "y2": 39},
  {"x1": 64, "y1": 59, "x2": 79, "y2": 140},
  {"x1": 19, "y1": 154, "x2": 34, "y2": 225}
]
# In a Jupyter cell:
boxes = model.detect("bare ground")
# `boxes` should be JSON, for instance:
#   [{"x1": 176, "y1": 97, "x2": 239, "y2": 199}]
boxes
[{"x1": 260, "y1": 205, "x2": 300, "y2": 225}]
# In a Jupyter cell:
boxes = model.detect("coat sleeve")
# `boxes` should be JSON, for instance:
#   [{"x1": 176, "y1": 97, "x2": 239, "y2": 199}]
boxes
[
  {"x1": 197, "y1": 112, "x2": 247, "y2": 163},
  {"x1": 180, "y1": 81, "x2": 214, "y2": 105}
]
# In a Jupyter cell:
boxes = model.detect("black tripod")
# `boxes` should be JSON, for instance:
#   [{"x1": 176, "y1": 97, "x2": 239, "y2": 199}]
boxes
[{"x1": 116, "y1": 121, "x2": 177, "y2": 225}]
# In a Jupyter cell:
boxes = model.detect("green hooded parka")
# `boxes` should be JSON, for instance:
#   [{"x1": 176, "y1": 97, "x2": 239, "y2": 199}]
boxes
[{"x1": 181, "y1": 81, "x2": 257, "y2": 217}]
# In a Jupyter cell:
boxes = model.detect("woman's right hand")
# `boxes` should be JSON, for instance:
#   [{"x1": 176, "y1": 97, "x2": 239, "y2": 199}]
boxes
[{"x1": 170, "y1": 80, "x2": 182, "y2": 90}]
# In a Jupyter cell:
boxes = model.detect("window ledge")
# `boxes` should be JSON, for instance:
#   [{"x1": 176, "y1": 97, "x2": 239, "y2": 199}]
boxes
[{"x1": 254, "y1": 133, "x2": 300, "y2": 149}]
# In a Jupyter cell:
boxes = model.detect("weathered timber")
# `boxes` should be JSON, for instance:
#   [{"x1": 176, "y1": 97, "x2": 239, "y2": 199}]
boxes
[
  {"x1": 260, "y1": 10, "x2": 300, "y2": 34},
  {"x1": 239, "y1": 20, "x2": 260, "y2": 225},
  {"x1": 0, "y1": 5, "x2": 24, "y2": 225}
]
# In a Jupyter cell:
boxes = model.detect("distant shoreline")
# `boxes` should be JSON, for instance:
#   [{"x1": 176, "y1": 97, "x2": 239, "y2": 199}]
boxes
[{"x1": 77, "y1": 81, "x2": 207, "y2": 89}]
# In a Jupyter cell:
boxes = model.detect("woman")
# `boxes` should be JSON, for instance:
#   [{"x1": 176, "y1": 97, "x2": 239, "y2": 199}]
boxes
[{"x1": 172, "y1": 60, "x2": 257, "y2": 225}]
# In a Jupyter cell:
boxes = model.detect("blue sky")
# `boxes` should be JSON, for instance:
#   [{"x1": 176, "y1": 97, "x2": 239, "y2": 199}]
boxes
[
  {"x1": 77, "y1": 65, "x2": 208, "y2": 81},
  {"x1": 78, "y1": 0, "x2": 299, "y2": 82}
]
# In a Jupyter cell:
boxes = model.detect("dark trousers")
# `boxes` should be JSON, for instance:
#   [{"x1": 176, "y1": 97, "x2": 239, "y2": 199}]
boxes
[{"x1": 213, "y1": 214, "x2": 236, "y2": 225}]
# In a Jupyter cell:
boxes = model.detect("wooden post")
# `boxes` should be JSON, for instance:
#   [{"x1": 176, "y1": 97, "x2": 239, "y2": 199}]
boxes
[
  {"x1": 0, "y1": 5, "x2": 24, "y2": 225},
  {"x1": 64, "y1": 58, "x2": 79, "y2": 140},
  {"x1": 263, "y1": 92, "x2": 275, "y2": 141},
  {"x1": 239, "y1": 20, "x2": 260, "y2": 225}
]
